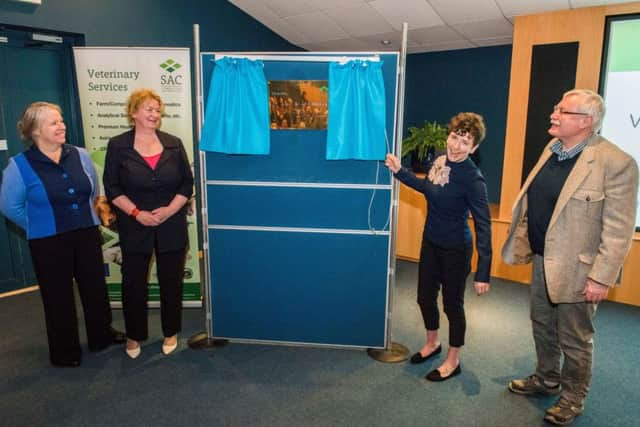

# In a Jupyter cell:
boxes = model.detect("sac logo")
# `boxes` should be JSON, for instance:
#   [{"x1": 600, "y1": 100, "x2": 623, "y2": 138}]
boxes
[
  {"x1": 161, "y1": 74, "x2": 183, "y2": 85},
  {"x1": 159, "y1": 59, "x2": 184, "y2": 92}
]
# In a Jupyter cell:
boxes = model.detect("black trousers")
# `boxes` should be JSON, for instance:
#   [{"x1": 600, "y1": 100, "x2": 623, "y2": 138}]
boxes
[
  {"x1": 417, "y1": 237, "x2": 472, "y2": 347},
  {"x1": 120, "y1": 247, "x2": 186, "y2": 341},
  {"x1": 28, "y1": 226, "x2": 113, "y2": 364}
]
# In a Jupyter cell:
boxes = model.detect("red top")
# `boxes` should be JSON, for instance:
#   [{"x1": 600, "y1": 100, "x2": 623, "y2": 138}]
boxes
[{"x1": 142, "y1": 152, "x2": 162, "y2": 170}]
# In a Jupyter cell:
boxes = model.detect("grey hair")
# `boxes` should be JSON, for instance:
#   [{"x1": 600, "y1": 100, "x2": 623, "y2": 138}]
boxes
[
  {"x1": 562, "y1": 89, "x2": 605, "y2": 132},
  {"x1": 17, "y1": 102, "x2": 62, "y2": 142}
]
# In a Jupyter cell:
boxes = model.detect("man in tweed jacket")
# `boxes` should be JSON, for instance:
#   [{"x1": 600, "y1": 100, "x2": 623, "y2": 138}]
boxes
[{"x1": 502, "y1": 89, "x2": 638, "y2": 426}]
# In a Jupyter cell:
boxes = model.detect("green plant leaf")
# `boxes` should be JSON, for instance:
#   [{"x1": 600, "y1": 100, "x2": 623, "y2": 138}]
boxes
[{"x1": 401, "y1": 120, "x2": 448, "y2": 160}]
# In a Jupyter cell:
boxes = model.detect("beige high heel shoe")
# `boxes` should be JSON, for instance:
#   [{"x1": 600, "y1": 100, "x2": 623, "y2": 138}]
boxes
[
  {"x1": 162, "y1": 335, "x2": 178, "y2": 355},
  {"x1": 125, "y1": 339, "x2": 141, "y2": 359}
]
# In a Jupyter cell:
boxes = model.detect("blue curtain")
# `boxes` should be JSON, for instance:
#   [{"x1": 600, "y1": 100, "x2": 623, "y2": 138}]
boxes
[
  {"x1": 200, "y1": 57, "x2": 270, "y2": 154},
  {"x1": 326, "y1": 60, "x2": 386, "y2": 160}
]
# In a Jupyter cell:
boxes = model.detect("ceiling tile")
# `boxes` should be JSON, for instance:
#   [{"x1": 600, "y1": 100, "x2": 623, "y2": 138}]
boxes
[
  {"x1": 230, "y1": 0, "x2": 640, "y2": 54},
  {"x1": 473, "y1": 36, "x2": 514, "y2": 47},
  {"x1": 427, "y1": 0, "x2": 504, "y2": 24},
  {"x1": 325, "y1": 4, "x2": 395, "y2": 37},
  {"x1": 262, "y1": 19, "x2": 313, "y2": 44},
  {"x1": 262, "y1": 0, "x2": 322, "y2": 17},
  {"x1": 496, "y1": 0, "x2": 570, "y2": 18},
  {"x1": 409, "y1": 25, "x2": 464, "y2": 45},
  {"x1": 569, "y1": 0, "x2": 602, "y2": 5},
  {"x1": 369, "y1": 0, "x2": 444, "y2": 31},
  {"x1": 283, "y1": 12, "x2": 351, "y2": 43},
  {"x1": 298, "y1": 37, "x2": 375, "y2": 52},
  {"x1": 302, "y1": 0, "x2": 365, "y2": 11},
  {"x1": 358, "y1": 30, "x2": 419, "y2": 50},
  {"x1": 229, "y1": 0, "x2": 280, "y2": 22},
  {"x1": 571, "y1": 0, "x2": 638, "y2": 7},
  {"x1": 452, "y1": 18, "x2": 513, "y2": 39},
  {"x1": 409, "y1": 39, "x2": 475, "y2": 53},
  {"x1": 297, "y1": 43, "x2": 322, "y2": 52}
]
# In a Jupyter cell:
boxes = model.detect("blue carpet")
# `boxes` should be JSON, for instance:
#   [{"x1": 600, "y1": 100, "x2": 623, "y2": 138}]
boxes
[{"x1": 1, "y1": 260, "x2": 639, "y2": 426}]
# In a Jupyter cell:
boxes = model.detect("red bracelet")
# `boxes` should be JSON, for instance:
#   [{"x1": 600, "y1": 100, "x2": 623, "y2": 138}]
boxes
[{"x1": 130, "y1": 207, "x2": 141, "y2": 218}]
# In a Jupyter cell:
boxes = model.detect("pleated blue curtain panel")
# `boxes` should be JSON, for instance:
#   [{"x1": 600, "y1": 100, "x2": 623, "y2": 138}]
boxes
[
  {"x1": 326, "y1": 60, "x2": 386, "y2": 160},
  {"x1": 200, "y1": 57, "x2": 270, "y2": 154}
]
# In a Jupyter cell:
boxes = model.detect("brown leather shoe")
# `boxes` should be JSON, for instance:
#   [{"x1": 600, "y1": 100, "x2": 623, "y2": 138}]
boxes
[{"x1": 544, "y1": 397, "x2": 584, "y2": 425}]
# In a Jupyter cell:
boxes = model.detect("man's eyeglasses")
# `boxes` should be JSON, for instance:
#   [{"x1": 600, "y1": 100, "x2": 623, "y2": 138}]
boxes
[{"x1": 553, "y1": 105, "x2": 591, "y2": 116}]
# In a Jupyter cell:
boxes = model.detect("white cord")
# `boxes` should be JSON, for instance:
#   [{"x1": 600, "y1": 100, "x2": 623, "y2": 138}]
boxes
[{"x1": 367, "y1": 130, "x2": 393, "y2": 233}]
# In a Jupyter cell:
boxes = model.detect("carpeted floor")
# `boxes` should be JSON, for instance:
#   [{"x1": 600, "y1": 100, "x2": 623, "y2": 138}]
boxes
[{"x1": 1, "y1": 260, "x2": 639, "y2": 427}]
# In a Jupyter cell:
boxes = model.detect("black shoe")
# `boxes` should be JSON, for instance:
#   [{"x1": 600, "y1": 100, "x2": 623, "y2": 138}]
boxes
[
  {"x1": 410, "y1": 345, "x2": 442, "y2": 364},
  {"x1": 110, "y1": 327, "x2": 126, "y2": 344},
  {"x1": 51, "y1": 358, "x2": 81, "y2": 367},
  {"x1": 426, "y1": 364, "x2": 461, "y2": 382},
  {"x1": 88, "y1": 327, "x2": 126, "y2": 352}
]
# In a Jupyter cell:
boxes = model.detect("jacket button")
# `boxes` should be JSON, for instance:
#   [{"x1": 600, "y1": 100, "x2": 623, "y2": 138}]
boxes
[
  {"x1": 71, "y1": 203, "x2": 79, "y2": 210},
  {"x1": 68, "y1": 188, "x2": 75, "y2": 194}
]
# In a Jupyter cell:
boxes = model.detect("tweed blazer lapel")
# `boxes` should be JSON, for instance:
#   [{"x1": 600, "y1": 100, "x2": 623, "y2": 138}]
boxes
[
  {"x1": 502, "y1": 140, "x2": 555, "y2": 265},
  {"x1": 547, "y1": 136, "x2": 598, "y2": 231},
  {"x1": 511, "y1": 139, "x2": 555, "y2": 211}
]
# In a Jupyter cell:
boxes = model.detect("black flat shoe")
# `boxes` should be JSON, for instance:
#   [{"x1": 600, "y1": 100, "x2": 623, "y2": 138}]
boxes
[
  {"x1": 110, "y1": 327, "x2": 126, "y2": 344},
  {"x1": 426, "y1": 364, "x2": 461, "y2": 382},
  {"x1": 410, "y1": 345, "x2": 442, "y2": 364},
  {"x1": 51, "y1": 358, "x2": 81, "y2": 367}
]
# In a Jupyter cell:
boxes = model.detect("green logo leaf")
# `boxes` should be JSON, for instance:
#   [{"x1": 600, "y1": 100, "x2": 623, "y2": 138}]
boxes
[{"x1": 160, "y1": 59, "x2": 182, "y2": 73}]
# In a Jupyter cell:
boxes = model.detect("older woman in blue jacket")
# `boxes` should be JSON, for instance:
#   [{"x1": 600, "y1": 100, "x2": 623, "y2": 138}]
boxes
[{"x1": 0, "y1": 102, "x2": 124, "y2": 367}]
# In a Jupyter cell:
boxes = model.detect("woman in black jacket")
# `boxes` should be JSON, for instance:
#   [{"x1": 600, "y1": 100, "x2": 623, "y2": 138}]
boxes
[{"x1": 103, "y1": 89, "x2": 193, "y2": 359}]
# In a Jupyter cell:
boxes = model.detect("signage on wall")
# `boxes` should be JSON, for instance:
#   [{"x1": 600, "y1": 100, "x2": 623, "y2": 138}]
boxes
[{"x1": 72, "y1": 47, "x2": 201, "y2": 306}]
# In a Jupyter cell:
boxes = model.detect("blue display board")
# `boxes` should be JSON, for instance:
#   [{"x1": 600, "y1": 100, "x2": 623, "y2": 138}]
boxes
[{"x1": 200, "y1": 52, "x2": 399, "y2": 348}]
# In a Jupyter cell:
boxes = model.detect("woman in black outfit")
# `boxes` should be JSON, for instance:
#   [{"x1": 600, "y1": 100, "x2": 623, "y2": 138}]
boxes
[
  {"x1": 385, "y1": 112, "x2": 492, "y2": 381},
  {"x1": 103, "y1": 89, "x2": 193, "y2": 359}
]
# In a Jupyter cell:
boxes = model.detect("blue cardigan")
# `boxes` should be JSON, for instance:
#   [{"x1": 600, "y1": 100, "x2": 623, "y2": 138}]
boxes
[{"x1": 0, "y1": 144, "x2": 100, "y2": 240}]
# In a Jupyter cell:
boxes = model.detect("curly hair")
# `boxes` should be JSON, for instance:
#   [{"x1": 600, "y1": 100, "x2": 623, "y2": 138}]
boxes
[
  {"x1": 125, "y1": 88, "x2": 164, "y2": 126},
  {"x1": 448, "y1": 112, "x2": 486, "y2": 146}
]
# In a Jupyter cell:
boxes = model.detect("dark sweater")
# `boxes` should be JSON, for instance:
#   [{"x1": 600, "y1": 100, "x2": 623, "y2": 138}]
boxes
[
  {"x1": 527, "y1": 153, "x2": 580, "y2": 255},
  {"x1": 395, "y1": 156, "x2": 492, "y2": 282}
]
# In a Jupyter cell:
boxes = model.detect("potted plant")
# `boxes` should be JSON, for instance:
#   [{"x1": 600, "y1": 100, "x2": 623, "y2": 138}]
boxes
[{"x1": 402, "y1": 121, "x2": 448, "y2": 173}]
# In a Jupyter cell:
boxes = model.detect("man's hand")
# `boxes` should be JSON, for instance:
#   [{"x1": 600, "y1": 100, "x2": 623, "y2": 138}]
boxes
[{"x1": 583, "y1": 278, "x2": 610, "y2": 303}]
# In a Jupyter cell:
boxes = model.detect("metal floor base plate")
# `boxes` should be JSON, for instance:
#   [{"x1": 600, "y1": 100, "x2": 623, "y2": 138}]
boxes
[
  {"x1": 187, "y1": 332, "x2": 229, "y2": 349},
  {"x1": 367, "y1": 341, "x2": 410, "y2": 363}
]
